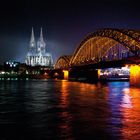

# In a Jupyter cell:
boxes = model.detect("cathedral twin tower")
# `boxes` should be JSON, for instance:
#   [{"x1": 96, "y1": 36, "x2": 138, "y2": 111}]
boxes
[{"x1": 25, "y1": 28, "x2": 53, "y2": 66}]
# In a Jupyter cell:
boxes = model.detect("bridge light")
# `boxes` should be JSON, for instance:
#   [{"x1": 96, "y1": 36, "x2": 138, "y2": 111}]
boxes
[
  {"x1": 130, "y1": 65, "x2": 140, "y2": 86},
  {"x1": 130, "y1": 65, "x2": 140, "y2": 75},
  {"x1": 63, "y1": 70, "x2": 69, "y2": 80},
  {"x1": 44, "y1": 72, "x2": 48, "y2": 75},
  {"x1": 98, "y1": 69, "x2": 100, "y2": 79},
  {"x1": 125, "y1": 65, "x2": 129, "y2": 68},
  {"x1": 54, "y1": 72, "x2": 59, "y2": 76}
]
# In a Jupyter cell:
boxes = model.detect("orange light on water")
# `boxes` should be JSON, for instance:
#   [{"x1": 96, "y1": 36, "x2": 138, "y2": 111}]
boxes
[
  {"x1": 121, "y1": 88, "x2": 140, "y2": 139},
  {"x1": 130, "y1": 65, "x2": 140, "y2": 86},
  {"x1": 63, "y1": 70, "x2": 69, "y2": 79}
]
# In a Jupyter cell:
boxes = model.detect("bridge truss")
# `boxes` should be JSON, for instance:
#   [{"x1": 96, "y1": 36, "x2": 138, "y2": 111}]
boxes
[
  {"x1": 55, "y1": 55, "x2": 72, "y2": 69},
  {"x1": 55, "y1": 29, "x2": 140, "y2": 68}
]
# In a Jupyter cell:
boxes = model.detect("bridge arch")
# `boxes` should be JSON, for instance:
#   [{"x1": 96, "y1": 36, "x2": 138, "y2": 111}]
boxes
[
  {"x1": 55, "y1": 55, "x2": 72, "y2": 69},
  {"x1": 70, "y1": 29, "x2": 140, "y2": 66}
]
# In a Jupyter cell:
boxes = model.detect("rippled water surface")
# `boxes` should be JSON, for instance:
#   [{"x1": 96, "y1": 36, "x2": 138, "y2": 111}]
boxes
[{"x1": 0, "y1": 80, "x2": 140, "y2": 140}]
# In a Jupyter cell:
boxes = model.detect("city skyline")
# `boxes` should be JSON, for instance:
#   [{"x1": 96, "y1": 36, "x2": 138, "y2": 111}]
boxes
[{"x1": 0, "y1": 0, "x2": 140, "y2": 64}]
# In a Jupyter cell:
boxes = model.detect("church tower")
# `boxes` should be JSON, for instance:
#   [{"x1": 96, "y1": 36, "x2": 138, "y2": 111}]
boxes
[
  {"x1": 29, "y1": 27, "x2": 36, "y2": 54},
  {"x1": 37, "y1": 28, "x2": 46, "y2": 54},
  {"x1": 25, "y1": 27, "x2": 53, "y2": 67}
]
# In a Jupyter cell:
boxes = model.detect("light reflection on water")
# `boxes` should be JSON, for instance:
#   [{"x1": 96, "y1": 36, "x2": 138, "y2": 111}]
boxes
[
  {"x1": 121, "y1": 88, "x2": 140, "y2": 140},
  {"x1": 0, "y1": 80, "x2": 140, "y2": 140},
  {"x1": 58, "y1": 80, "x2": 73, "y2": 139}
]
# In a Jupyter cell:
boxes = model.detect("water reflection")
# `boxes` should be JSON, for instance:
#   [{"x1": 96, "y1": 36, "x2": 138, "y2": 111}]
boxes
[
  {"x1": 121, "y1": 87, "x2": 140, "y2": 140},
  {"x1": 1, "y1": 80, "x2": 140, "y2": 140},
  {"x1": 107, "y1": 82, "x2": 140, "y2": 140},
  {"x1": 58, "y1": 80, "x2": 73, "y2": 139},
  {"x1": 121, "y1": 88, "x2": 132, "y2": 108},
  {"x1": 59, "y1": 80, "x2": 70, "y2": 108}
]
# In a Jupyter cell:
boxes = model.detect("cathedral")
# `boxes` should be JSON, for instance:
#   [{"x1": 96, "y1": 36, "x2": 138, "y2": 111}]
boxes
[{"x1": 25, "y1": 28, "x2": 53, "y2": 66}]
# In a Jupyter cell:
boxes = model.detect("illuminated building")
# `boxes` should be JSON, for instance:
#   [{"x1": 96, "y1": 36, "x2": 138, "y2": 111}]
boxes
[{"x1": 25, "y1": 28, "x2": 53, "y2": 66}]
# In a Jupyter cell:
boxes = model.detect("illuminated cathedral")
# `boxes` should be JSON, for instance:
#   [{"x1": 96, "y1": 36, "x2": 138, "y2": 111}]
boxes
[{"x1": 25, "y1": 28, "x2": 53, "y2": 66}]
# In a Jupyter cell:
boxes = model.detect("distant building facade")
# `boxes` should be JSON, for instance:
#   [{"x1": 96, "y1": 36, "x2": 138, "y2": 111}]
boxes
[{"x1": 25, "y1": 28, "x2": 53, "y2": 66}]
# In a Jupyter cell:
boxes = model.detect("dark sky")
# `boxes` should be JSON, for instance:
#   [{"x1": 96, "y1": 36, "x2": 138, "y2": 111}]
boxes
[{"x1": 0, "y1": 0, "x2": 139, "y2": 64}]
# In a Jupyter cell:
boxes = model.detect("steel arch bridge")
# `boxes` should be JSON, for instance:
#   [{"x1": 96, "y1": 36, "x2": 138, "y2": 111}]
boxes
[{"x1": 55, "y1": 29, "x2": 140, "y2": 69}]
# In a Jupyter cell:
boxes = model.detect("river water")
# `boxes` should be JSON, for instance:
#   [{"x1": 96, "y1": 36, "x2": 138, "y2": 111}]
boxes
[{"x1": 0, "y1": 79, "x2": 140, "y2": 140}]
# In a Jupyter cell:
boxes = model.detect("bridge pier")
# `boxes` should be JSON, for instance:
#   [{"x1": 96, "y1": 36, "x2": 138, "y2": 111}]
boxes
[
  {"x1": 63, "y1": 70, "x2": 69, "y2": 80},
  {"x1": 50, "y1": 69, "x2": 69, "y2": 80},
  {"x1": 69, "y1": 68, "x2": 98, "y2": 82},
  {"x1": 50, "y1": 69, "x2": 64, "y2": 79},
  {"x1": 130, "y1": 65, "x2": 140, "y2": 86}
]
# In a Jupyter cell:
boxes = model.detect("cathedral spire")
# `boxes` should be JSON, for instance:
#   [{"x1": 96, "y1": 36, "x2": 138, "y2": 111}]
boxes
[
  {"x1": 29, "y1": 27, "x2": 36, "y2": 53},
  {"x1": 26, "y1": 27, "x2": 53, "y2": 66},
  {"x1": 40, "y1": 27, "x2": 44, "y2": 41},
  {"x1": 37, "y1": 27, "x2": 46, "y2": 53},
  {"x1": 31, "y1": 27, "x2": 35, "y2": 42}
]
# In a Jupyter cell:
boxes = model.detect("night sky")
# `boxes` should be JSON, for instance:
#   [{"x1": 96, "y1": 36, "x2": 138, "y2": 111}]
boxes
[{"x1": 0, "y1": 0, "x2": 139, "y2": 64}]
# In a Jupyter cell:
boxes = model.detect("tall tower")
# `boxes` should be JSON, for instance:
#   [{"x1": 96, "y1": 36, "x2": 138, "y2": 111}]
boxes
[
  {"x1": 37, "y1": 28, "x2": 46, "y2": 54},
  {"x1": 29, "y1": 27, "x2": 36, "y2": 54}
]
